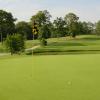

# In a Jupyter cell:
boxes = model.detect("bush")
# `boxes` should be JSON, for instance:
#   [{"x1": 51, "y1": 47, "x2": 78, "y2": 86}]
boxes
[
  {"x1": 40, "y1": 38, "x2": 47, "y2": 46},
  {"x1": 5, "y1": 34, "x2": 25, "y2": 55}
]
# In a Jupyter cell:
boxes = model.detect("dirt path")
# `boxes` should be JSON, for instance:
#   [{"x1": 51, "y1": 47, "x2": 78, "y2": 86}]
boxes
[
  {"x1": 0, "y1": 53, "x2": 10, "y2": 56},
  {"x1": 31, "y1": 45, "x2": 40, "y2": 50},
  {"x1": 0, "y1": 46, "x2": 40, "y2": 56},
  {"x1": 25, "y1": 45, "x2": 40, "y2": 51}
]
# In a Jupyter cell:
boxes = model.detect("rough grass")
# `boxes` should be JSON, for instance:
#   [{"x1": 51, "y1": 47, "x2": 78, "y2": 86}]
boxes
[
  {"x1": 0, "y1": 43, "x2": 7, "y2": 53},
  {"x1": 1, "y1": 35, "x2": 100, "y2": 54},
  {"x1": 0, "y1": 54, "x2": 100, "y2": 100},
  {"x1": 32, "y1": 35, "x2": 100, "y2": 55}
]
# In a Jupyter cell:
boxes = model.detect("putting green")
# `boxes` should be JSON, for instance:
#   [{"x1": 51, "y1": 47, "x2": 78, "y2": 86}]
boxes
[{"x1": 0, "y1": 54, "x2": 100, "y2": 100}]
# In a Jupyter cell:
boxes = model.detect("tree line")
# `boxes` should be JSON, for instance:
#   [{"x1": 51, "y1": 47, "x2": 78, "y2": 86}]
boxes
[
  {"x1": 0, "y1": 9, "x2": 100, "y2": 54},
  {"x1": 0, "y1": 9, "x2": 100, "y2": 41}
]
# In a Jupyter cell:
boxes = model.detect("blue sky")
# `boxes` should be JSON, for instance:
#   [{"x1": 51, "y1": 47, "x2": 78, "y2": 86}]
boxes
[{"x1": 0, "y1": 0, "x2": 100, "y2": 22}]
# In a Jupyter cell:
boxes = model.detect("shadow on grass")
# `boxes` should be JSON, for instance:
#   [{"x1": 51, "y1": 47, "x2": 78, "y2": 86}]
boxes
[
  {"x1": 32, "y1": 49, "x2": 100, "y2": 55},
  {"x1": 49, "y1": 42, "x2": 86, "y2": 46},
  {"x1": 33, "y1": 52, "x2": 100, "y2": 56}
]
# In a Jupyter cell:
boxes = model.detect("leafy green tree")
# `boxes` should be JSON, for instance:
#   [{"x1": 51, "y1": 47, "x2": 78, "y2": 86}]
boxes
[
  {"x1": 80, "y1": 22, "x2": 94, "y2": 34},
  {"x1": 0, "y1": 10, "x2": 16, "y2": 42},
  {"x1": 96, "y1": 21, "x2": 100, "y2": 35},
  {"x1": 40, "y1": 38, "x2": 47, "y2": 46},
  {"x1": 16, "y1": 21, "x2": 33, "y2": 40},
  {"x1": 53, "y1": 17, "x2": 67, "y2": 37},
  {"x1": 65, "y1": 13, "x2": 79, "y2": 37},
  {"x1": 76, "y1": 21, "x2": 85, "y2": 35},
  {"x1": 31, "y1": 10, "x2": 51, "y2": 27},
  {"x1": 87, "y1": 22, "x2": 95, "y2": 34},
  {"x1": 5, "y1": 34, "x2": 25, "y2": 55},
  {"x1": 30, "y1": 10, "x2": 51, "y2": 40},
  {"x1": 39, "y1": 24, "x2": 51, "y2": 39}
]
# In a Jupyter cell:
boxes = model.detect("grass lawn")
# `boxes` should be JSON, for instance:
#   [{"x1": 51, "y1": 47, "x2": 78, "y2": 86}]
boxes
[{"x1": 0, "y1": 54, "x2": 100, "y2": 100}]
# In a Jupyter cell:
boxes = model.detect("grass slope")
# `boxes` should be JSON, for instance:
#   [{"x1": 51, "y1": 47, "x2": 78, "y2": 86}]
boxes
[
  {"x1": 32, "y1": 35, "x2": 100, "y2": 54},
  {"x1": 1, "y1": 35, "x2": 100, "y2": 54},
  {"x1": 0, "y1": 54, "x2": 100, "y2": 100}
]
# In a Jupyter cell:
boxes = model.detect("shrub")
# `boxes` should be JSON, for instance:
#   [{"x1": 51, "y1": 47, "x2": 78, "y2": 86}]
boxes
[
  {"x1": 5, "y1": 34, "x2": 25, "y2": 55},
  {"x1": 40, "y1": 38, "x2": 47, "y2": 46}
]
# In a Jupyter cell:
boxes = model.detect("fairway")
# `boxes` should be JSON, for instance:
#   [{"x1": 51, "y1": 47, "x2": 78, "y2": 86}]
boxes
[{"x1": 0, "y1": 55, "x2": 100, "y2": 100}]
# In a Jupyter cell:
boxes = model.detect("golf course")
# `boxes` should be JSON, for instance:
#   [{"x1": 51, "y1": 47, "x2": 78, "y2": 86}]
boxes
[
  {"x1": 0, "y1": 35, "x2": 100, "y2": 100},
  {"x1": 0, "y1": 0, "x2": 100, "y2": 99}
]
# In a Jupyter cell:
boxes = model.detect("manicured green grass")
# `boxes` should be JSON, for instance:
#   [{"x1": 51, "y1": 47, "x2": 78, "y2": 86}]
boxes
[{"x1": 0, "y1": 54, "x2": 100, "y2": 100}]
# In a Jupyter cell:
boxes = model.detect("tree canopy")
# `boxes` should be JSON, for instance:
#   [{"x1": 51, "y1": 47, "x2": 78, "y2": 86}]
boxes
[
  {"x1": 65, "y1": 13, "x2": 79, "y2": 37},
  {"x1": 0, "y1": 9, "x2": 98, "y2": 43},
  {"x1": 0, "y1": 10, "x2": 16, "y2": 42},
  {"x1": 16, "y1": 21, "x2": 33, "y2": 40},
  {"x1": 96, "y1": 21, "x2": 100, "y2": 35},
  {"x1": 53, "y1": 17, "x2": 67, "y2": 37}
]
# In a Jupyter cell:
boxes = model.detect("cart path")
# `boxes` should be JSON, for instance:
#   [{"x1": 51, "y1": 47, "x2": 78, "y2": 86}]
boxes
[{"x1": 25, "y1": 45, "x2": 40, "y2": 51}]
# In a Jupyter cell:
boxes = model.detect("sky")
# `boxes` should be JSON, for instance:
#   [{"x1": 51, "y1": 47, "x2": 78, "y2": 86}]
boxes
[{"x1": 0, "y1": 0, "x2": 100, "y2": 22}]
